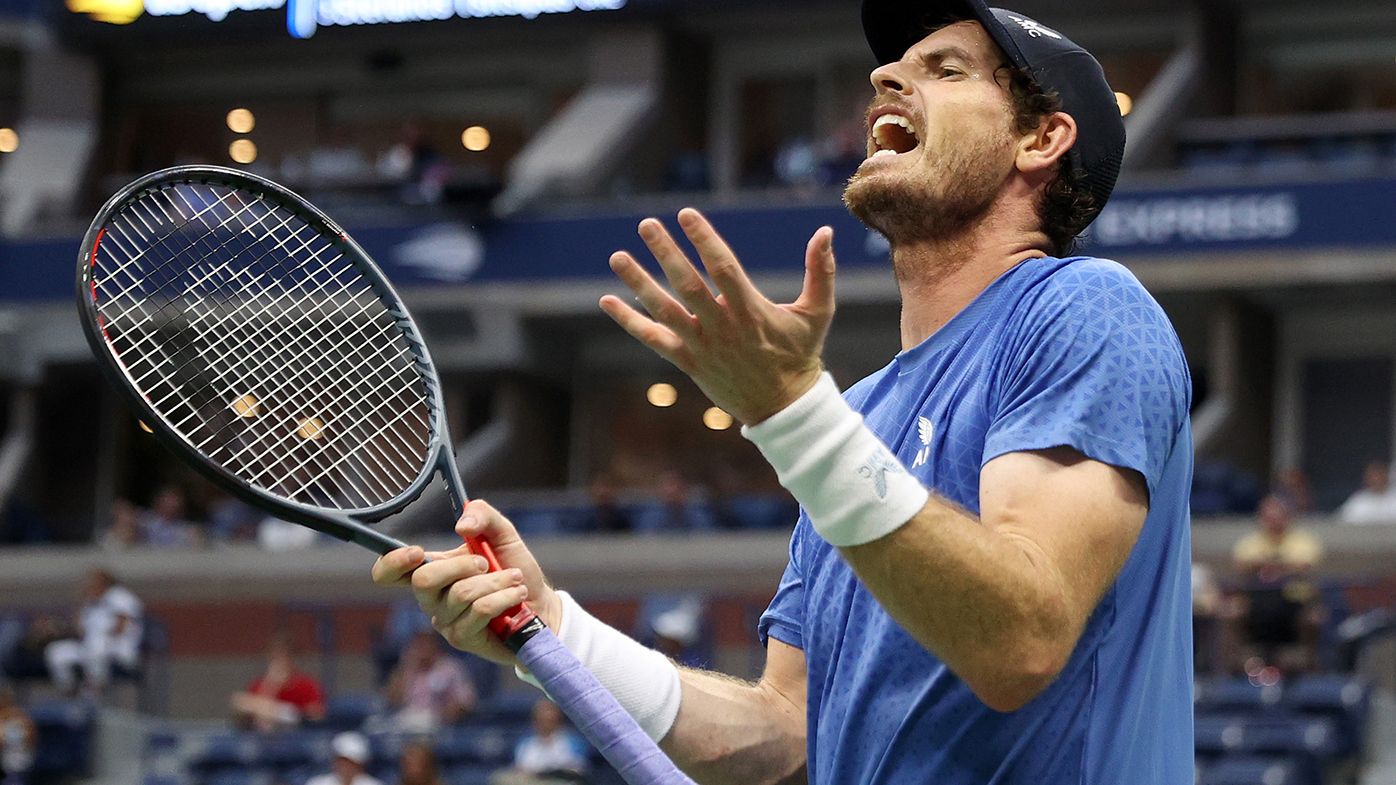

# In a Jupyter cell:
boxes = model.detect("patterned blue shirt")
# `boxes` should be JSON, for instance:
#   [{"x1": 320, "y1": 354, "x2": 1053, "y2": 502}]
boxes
[{"x1": 759, "y1": 256, "x2": 1194, "y2": 785}]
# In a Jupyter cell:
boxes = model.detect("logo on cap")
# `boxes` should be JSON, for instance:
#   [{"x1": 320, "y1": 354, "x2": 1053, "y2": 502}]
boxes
[{"x1": 1006, "y1": 14, "x2": 1062, "y2": 40}]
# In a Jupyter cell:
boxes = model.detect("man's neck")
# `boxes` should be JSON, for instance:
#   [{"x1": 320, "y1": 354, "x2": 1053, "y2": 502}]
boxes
[{"x1": 891, "y1": 224, "x2": 1049, "y2": 350}]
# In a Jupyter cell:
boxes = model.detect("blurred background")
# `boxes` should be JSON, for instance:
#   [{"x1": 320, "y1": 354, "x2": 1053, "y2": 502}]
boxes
[{"x1": 1, "y1": 0, "x2": 1396, "y2": 783}]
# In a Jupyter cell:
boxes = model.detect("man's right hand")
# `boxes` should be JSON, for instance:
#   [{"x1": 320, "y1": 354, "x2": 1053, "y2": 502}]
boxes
[{"x1": 370, "y1": 499, "x2": 561, "y2": 665}]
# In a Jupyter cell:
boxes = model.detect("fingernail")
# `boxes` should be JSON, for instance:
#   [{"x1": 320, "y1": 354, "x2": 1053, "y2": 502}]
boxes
[
  {"x1": 458, "y1": 515, "x2": 478, "y2": 532},
  {"x1": 407, "y1": 546, "x2": 424, "y2": 561},
  {"x1": 509, "y1": 568, "x2": 523, "y2": 581},
  {"x1": 474, "y1": 556, "x2": 489, "y2": 571}
]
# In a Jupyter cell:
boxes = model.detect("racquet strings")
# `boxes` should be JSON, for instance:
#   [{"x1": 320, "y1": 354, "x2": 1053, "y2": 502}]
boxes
[{"x1": 90, "y1": 180, "x2": 434, "y2": 512}]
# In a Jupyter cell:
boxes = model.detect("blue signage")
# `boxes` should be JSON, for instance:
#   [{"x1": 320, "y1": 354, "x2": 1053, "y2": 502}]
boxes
[{"x1": 3, "y1": 176, "x2": 1394, "y2": 303}]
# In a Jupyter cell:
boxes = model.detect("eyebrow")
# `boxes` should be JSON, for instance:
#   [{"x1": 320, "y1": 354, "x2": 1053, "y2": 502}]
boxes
[{"x1": 916, "y1": 46, "x2": 979, "y2": 69}]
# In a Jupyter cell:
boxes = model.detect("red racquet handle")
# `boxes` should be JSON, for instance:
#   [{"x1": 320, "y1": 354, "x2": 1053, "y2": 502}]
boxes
[{"x1": 463, "y1": 534, "x2": 540, "y2": 642}]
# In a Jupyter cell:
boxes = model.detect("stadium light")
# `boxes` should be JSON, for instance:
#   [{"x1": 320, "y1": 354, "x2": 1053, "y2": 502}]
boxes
[
  {"x1": 1115, "y1": 92, "x2": 1133, "y2": 117},
  {"x1": 462, "y1": 126, "x2": 491, "y2": 152},
  {"x1": 703, "y1": 407, "x2": 733, "y2": 431},
  {"x1": 229, "y1": 139, "x2": 258, "y2": 164},
  {"x1": 647, "y1": 383, "x2": 678, "y2": 408},
  {"x1": 0, "y1": 128, "x2": 17, "y2": 154},
  {"x1": 226, "y1": 108, "x2": 256, "y2": 134}
]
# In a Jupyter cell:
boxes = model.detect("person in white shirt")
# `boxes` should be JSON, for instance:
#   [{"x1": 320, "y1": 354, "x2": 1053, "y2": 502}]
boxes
[
  {"x1": 490, "y1": 700, "x2": 589, "y2": 785},
  {"x1": 1339, "y1": 461, "x2": 1396, "y2": 525},
  {"x1": 43, "y1": 569, "x2": 143, "y2": 696},
  {"x1": 306, "y1": 732, "x2": 383, "y2": 785}
]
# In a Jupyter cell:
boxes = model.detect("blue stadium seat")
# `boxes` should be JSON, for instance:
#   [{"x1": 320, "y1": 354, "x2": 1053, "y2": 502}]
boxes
[
  {"x1": 192, "y1": 732, "x2": 259, "y2": 771},
  {"x1": 323, "y1": 692, "x2": 385, "y2": 731},
  {"x1": 1199, "y1": 756, "x2": 1301, "y2": 785},
  {"x1": 444, "y1": 763, "x2": 499, "y2": 785},
  {"x1": 256, "y1": 729, "x2": 328, "y2": 768},
  {"x1": 29, "y1": 698, "x2": 96, "y2": 776},
  {"x1": 474, "y1": 691, "x2": 539, "y2": 725},
  {"x1": 1195, "y1": 677, "x2": 1283, "y2": 713},
  {"x1": 1194, "y1": 714, "x2": 1246, "y2": 755},
  {"x1": 204, "y1": 770, "x2": 273, "y2": 785},
  {"x1": 434, "y1": 727, "x2": 514, "y2": 765},
  {"x1": 721, "y1": 495, "x2": 797, "y2": 530},
  {"x1": 1284, "y1": 675, "x2": 1370, "y2": 754},
  {"x1": 142, "y1": 775, "x2": 182, "y2": 785}
]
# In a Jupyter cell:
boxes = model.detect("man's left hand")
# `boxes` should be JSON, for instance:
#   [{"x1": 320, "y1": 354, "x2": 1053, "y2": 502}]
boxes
[{"x1": 599, "y1": 208, "x2": 838, "y2": 425}]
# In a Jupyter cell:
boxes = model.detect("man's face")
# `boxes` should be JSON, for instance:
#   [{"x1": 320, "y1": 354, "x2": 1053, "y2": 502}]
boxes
[
  {"x1": 844, "y1": 21, "x2": 1020, "y2": 247},
  {"x1": 1259, "y1": 498, "x2": 1291, "y2": 536}
]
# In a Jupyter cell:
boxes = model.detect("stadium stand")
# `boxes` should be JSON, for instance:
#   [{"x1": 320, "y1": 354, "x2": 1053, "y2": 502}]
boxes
[{"x1": 5, "y1": 0, "x2": 1396, "y2": 783}]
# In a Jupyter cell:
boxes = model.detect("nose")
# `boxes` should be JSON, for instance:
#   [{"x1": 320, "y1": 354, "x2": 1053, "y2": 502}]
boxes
[{"x1": 870, "y1": 62, "x2": 912, "y2": 96}]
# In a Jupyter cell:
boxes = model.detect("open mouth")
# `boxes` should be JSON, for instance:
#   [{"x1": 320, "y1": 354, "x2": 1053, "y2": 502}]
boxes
[{"x1": 870, "y1": 113, "x2": 921, "y2": 159}]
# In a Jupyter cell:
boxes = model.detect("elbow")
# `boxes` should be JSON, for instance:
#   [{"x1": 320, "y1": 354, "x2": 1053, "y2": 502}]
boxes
[{"x1": 964, "y1": 642, "x2": 1070, "y2": 713}]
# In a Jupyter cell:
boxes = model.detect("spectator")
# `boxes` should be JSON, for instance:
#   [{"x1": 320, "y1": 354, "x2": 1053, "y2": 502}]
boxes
[
  {"x1": 395, "y1": 741, "x2": 445, "y2": 785},
  {"x1": 0, "y1": 685, "x2": 35, "y2": 785},
  {"x1": 382, "y1": 631, "x2": 476, "y2": 732},
  {"x1": 1338, "y1": 461, "x2": 1396, "y2": 524},
  {"x1": 97, "y1": 500, "x2": 141, "y2": 551},
  {"x1": 1231, "y1": 495, "x2": 1325, "y2": 672},
  {"x1": 306, "y1": 732, "x2": 382, "y2": 785},
  {"x1": 257, "y1": 516, "x2": 320, "y2": 551},
  {"x1": 1273, "y1": 467, "x2": 1316, "y2": 515},
  {"x1": 489, "y1": 700, "x2": 589, "y2": 785},
  {"x1": 641, "y1": 596, "x2": 706, "y2": 668},
  {"x1": 137, "y1": 487, "x2": 201, "y2": 547},
  {"x1": 230, "y1": 636, "x2": 325, "y2": 732},
  {"x1": 633, "y1": 471, "x2": 717, "y2": 533},
  {"x1": 207, "y1": 492, "x2": 260, "y2": 543},
  {"x1": 573, "y1": 476, "x2": 632, "y2": 533},
  {"x1": 44, "y1": 568, "x2": 143, "y2": 697}
]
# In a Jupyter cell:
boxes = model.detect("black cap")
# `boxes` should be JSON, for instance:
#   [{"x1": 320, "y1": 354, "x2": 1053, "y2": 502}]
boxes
[{"x1": 862, "y1": 0, "x2": 1126, "y2": 220}]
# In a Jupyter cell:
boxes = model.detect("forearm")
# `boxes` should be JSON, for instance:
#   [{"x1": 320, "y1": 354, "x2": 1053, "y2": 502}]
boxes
[
  {"x1": 662, "y1": 669, "x2": 806, "y2": 785},
  {"x1": 841, "y1": 497, "x2": 1076, "y2": 709}
]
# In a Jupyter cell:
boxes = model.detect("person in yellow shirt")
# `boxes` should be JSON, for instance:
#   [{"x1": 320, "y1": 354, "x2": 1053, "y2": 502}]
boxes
[{"x1": 1230, "y1": 495, "x2": 1325, "y2": 673}]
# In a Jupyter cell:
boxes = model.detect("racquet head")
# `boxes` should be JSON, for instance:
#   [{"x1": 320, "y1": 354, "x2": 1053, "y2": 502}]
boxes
[{"x1": 76, "y1": 166, "x2": 536, "y2": 641}]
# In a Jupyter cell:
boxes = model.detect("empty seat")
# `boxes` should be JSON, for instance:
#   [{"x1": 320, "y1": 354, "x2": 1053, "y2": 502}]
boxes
[
  {"x1": 323, "y1": 693, "x2": 385, "y2": 731},
  {"x1": 434, "y1": 727, "x2": 514, "y2": 766},
  {"x1": 1195, "y1": 677, "x2": 1283, "y2": 713},
  {"x1": 1199, "y1": 756, "x2": 1300, "y2": 785}
]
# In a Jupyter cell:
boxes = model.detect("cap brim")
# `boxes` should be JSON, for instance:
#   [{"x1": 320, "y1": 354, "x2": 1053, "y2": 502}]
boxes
[{"x1": 862, "y1": 0, "x2": 1028, "y2": 72}]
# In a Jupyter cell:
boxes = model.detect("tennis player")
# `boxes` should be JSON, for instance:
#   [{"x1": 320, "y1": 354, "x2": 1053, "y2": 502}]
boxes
[{"x1": 374, "y1": 1, "x2": 1194, "y2": 782}]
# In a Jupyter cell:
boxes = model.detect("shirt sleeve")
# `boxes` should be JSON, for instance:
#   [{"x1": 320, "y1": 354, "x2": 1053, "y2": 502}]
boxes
[
  {"x1": 983, "y1": 259, "x2": 1190, "y2": 497},
  {"x1": 757, "y1": 512, "x2": 809, "y2": 650}
]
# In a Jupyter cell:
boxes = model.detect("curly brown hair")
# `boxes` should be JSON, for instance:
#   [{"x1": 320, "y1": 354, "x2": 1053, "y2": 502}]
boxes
[{"x1": 1002, "y1": 65, "x2": 1099, "y2": 256}]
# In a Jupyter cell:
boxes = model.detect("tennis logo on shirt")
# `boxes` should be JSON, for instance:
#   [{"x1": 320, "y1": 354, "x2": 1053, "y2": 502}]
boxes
[
  {"x1": 859, "y1": 448, "x2": 904, "y2": 499},
  {"x1": 913, "y1": 416, "x2": 934, "y2": 469}
]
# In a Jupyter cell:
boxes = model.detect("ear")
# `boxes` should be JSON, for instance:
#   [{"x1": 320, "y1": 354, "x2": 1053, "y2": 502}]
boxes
[{"x1": 1016, "y1": 111, "x2": 1077, "y2": 175}]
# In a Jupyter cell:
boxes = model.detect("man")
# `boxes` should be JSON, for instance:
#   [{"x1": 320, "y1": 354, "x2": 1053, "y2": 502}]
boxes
[
  {"x1": 305, "y1": 732, "x2": 382, "y2": 785},
  {"x1": 374, "y1": 2, "x2": 1194, "y2": 783},
  {"x1": 229, "y1": 635, "x2": 326, "y2": 732},
  {"x1": 382, "y1": 630, "x2": 477, "y2": 732},
  {"x1": 1231, "y1": 495, "x2": 1324, "y2": 672},
  {"x1": 44, "y1": 568, "x2": 143, "y2": 697},
  {"x1": 490, "y1": 700, "x2": 590, "y2": 785},
  {"x1": 1338, "y1": 461, "x2": 1396, "y2": 524}
]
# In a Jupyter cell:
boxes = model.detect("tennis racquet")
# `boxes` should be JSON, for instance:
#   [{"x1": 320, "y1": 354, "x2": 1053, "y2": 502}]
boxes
[{"x1": 76, "y1": 165, "x2": 696, "y2": 785}]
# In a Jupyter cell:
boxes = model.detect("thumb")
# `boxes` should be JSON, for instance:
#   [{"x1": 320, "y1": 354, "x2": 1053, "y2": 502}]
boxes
[{"x1": 795, "y1": 226, "x2": 836, "y2": 321}]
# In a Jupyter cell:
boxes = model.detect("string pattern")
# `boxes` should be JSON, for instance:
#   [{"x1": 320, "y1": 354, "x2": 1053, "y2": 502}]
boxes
[{"x1": 89, "y1": 179, "x2": 434, "y2": 513}]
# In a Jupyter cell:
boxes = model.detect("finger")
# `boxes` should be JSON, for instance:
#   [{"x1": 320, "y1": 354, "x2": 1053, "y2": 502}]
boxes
[
  {"x1": 608, "y1": 251, "x2": 698, "y2": 333},
  {"x1": 793, "y1": 226, "x2": 837, "y2": 322},
  {"x1": 410, "y1": 552, "x2": 491, "y2": 604},
  {"x1": 434, "y1": 568, "x2": 526, "y2": 628},
  {"x1": 599, "y1": 294, "x2": 687, "y2": 359},
  {"x1": 371, "y1": 546, "x2": 426, "y2": 587},
  {"x1": 442, "y1": 583, "x2": 531, "y2": 639},
  {"x1": 637, "y1": 219, "x2": 720, "y2": 319},
  {"x1": 676, "y1": 208, "x2": 760, "y2": 311}
]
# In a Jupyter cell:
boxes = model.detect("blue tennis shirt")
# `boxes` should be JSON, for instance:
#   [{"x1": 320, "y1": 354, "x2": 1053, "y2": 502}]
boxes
[{"x1": 759, "y1": 255, "x2": 1194, "y2": 785}]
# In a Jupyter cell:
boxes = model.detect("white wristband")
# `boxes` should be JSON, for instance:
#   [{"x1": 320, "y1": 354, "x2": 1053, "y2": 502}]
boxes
[
  {"x1": 742, "y1": 372, "x2": 929, "y2": 547},
  {"x1": 514, "y1": 591, "x2": 682, "y2": 742}
]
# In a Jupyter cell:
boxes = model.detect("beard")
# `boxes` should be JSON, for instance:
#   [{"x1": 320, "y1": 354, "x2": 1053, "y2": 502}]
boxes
[{"x1": 843, "y1": 127, "x2": 1013, "y2": 251}]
